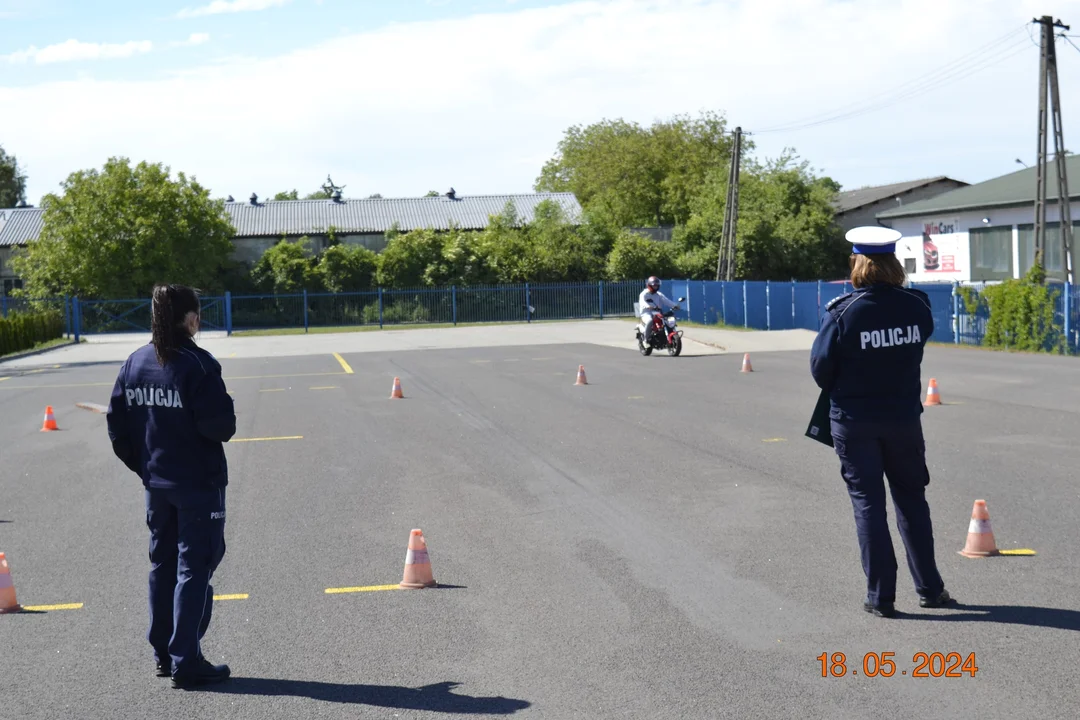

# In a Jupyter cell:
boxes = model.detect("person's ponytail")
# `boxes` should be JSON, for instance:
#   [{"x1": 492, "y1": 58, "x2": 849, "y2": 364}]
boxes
[{"x1": 151, "y1": 284, "x2": 200, "y2": 366}]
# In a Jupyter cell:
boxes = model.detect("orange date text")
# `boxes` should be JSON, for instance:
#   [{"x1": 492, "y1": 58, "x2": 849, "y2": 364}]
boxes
[{"x1": 817, "y1": 652, "x2": 978, "y2": 678}]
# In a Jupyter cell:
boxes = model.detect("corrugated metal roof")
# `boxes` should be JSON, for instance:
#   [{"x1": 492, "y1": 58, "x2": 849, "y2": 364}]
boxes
[
  {"x1": 877, "y1": 157, "x2": 1080, "y2": 219},
  {"x1": 835, "y1": 177, "x2": 966, "y2": 214},
  {"x1": 0, "y1": 208, "x2": 44, "y2": 247},
  {"x1": 0, "y1": 192, "x2": 583, "y2": 247}
]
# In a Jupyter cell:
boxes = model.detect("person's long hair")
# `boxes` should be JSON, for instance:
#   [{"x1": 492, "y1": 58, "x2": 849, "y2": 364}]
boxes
[
  {"x1": 151, "y1": 284, "x2": 200, "y2": 366},
  {"x1": 849, "y1": 253, "x2": 907, "y2": 289}
]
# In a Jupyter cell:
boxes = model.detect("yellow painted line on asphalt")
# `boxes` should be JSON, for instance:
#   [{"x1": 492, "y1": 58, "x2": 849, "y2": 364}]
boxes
[
  {"x1": 22, "y1": 603, "x2": 83, "y2": 612},
  {"x1": 259, "y1": 388, "x2": 287, "y2": 393},
  {"x1": 213, "y1": 593, "x2": 249, "y2": 601},
  {"x1": 231, "y1": 436, "x2": 304, "y2": 443},
  {"x1": 469, "y1": 360, "x2": 491, "y2": 364},
  {"x1": 0, "y1": 377, "x2": 9, "y2": 382},
  {"x1": 503, "y1": 359, "x2": 520, "y2": 362},
  {"x1": 333, "y1": 353, "x2": 354, "y2": 375},
  {"x1": 310, "y1": 386, "x2": 338, "y2": 391},
  {"x1": 999, "y1": 549, "x2": 1037, "y2": 556},
  {"x1": 227, "y1": 353, "x2": 237, "y2": 358},
  {"x1": 762, "y1": 438, "x2": 787, "y2": 443},
  {"x1": 532, "y1": 357, "x2": 553, "y2": 361},
  {"x1": 628, "y1": 396, "x2": 644, "y2": 400},
  {"x1": 325, "y1": 584, "x2": 401, "y2": 594},
  {"x1": 27, "y1": 369, "x2": 46, "y2": 374}
]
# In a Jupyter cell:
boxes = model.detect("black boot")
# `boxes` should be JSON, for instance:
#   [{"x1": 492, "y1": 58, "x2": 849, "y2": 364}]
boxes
[
  {"x1": 919, "y1": 589, "x2": 956, "y2": 608},
  {"x1": 171, "y1": 656, "x2": 231, "y2": 689},
  {"x1": 155, "y1": 659, "x2": 172, "y2": 678},
  {"x1": 863, "y1": 600, "x2": 896, "y2": 618}
]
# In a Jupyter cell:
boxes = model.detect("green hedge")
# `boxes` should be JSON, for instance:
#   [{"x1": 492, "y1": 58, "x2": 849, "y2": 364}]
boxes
[{"x1": 0, "y1": 310, "x2": 65, "y2": 357}]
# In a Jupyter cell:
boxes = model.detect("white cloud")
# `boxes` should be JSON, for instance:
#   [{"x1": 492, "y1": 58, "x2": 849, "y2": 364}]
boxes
[
  {"x1": 172, "y1": 33, "x2": 212, "y2": 48},
  {"x1": 5, "y1": 39, "x2": 153, "y2": 65},
  {"x1": 2, "y1": 0, "x2": 1078, "y2": 205},
  {"x1": 176, "y1": 0, "x2": 290, "y2": 19}
]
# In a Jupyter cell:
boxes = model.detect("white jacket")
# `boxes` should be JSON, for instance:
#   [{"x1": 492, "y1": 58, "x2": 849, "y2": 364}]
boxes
[{"x1": 638, "y1": 289, "x2": 677, "y2": 315}]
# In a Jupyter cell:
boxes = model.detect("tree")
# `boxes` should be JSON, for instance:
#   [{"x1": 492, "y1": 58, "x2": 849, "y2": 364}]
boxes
[
  {"x1": 606, "y1": 232, "x2": 677, "y2": 281},
  {"x1": 319, "y1": 244, "x2": 377, "y2": 292},
  {"x1": 0, "y1": 145, "x2": 27, "y2": 207},
  {"x1": 425, "y1": 190, "x2": 440, "y2": 197},
  {"x1": 11, "y1": 157, "x2": 235, "y2": 298},
  {"x1": 673, "y1": 152, "x2": 845, "y2": 280},
  {"x1": 251, "y1": 238, "x2": 322, "y2": 294},
  {"x1": 536, "y1": 111, "x2": 738, "y2": 227},
  {"x1": 273, "y1": 190, "x2": 300, "y2": 201}
]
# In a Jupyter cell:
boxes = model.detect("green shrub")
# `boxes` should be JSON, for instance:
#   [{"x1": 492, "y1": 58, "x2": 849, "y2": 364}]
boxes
[
  {"x1": 977, "y1": 265, "x2": 1065, "y2": 353},
  {"x1": 0, "y1": 310, "x2": 65, "y2": 356}
]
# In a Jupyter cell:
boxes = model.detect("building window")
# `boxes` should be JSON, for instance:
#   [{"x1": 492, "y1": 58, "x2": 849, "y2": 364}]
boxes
[
  {"x1": 2, "y1": 278, "x2": 23, "y2": 297},
  {"x1": 968, "y1": 226, "x2": 1013, "y2": 281},
  {"x1": 1017, "y1": 223, "x2": 1070, "y2": 281},
  {"x1": 904, "y1": 258, "x2": 916, "y2": 273}
]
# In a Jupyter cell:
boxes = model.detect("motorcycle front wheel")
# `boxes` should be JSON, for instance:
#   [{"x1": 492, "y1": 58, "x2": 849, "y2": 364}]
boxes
[{"x1": 667, "y1": 335, "x2": 682, "y2": 357}]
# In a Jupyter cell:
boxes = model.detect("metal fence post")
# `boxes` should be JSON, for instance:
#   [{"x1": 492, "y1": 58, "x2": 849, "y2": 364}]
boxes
[
  {"x1": 73, "y1": 297, "x2": 81, "y2": 343},
  {"x1": 303, "y1": 289, "x2": 309, "y2": 333},
  {"x1": 720, "y1": 281, "x2": 726, "y2": 325},
  {"x1": 64, "y1": 296, "x2": 72, "y2": 337},
  {"x1": 598, "y1": 282, "x2": 604, "y2": 320},
  {"x1": 378, "y1": 288, "x2": 384, "y2": 329},
  {"x1": 765, "y1": 280, "x2": 771, "y2": 330},
  {"x1": 225, "y1": 291, "x2": 233, "y2": 336},
  {"x1": 1064, "y1": 281, "x2": 1072, "y2": 354},
  {"x1": 743, "y1": 281, "x2": 748, "y2": 329},
  {"x1": 525, "y1": 283, "x2": 531, "y2": 323},
  {"x1": 791, "y1": 280, "x2": 796, "y2": 328},
  {"x1": 817, "y1": 279, "x2": 822, "y2": 320},
  {"x1": 0, "y1": 294, "x2": 6, "y2": 318},
  {"x1": 952, "y1": 282, "x2": 960, "y2": 345},
  {"x1": 452, "y1": 286, "x2": 457, "y2": 326}
]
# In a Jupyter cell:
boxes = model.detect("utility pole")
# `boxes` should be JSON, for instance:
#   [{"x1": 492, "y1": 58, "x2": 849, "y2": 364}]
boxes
[
  {"x1": 715, "y1": 126, "x2": 743, "y2": 281},
  {"x1": 1033, "y1": 15, "x2": 1074, "y2": 283}
]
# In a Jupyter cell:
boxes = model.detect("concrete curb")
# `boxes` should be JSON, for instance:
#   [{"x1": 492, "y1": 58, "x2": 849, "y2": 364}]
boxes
[{"x1": 0, "y1": 338, "x2": 79, "y2": 365}]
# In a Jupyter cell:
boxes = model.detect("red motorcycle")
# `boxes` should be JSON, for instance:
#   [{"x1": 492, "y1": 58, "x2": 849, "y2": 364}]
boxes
[{"x1": 636, "y1": 299, "x2": 685, "y2": 357}]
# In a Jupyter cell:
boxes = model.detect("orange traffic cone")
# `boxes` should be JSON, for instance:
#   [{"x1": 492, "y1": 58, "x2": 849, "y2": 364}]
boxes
[
  {"x1": 575, "y1": 365, "x2": 588, "y2": 386},
  {"x1": 400, "y1": 529, "x2": 436, "y2": 589},
  {"x1": 390, "y1": 377, "x2": 404, "y2": 399},
  {"x1": 40, "y1": 406, "x2": 58, "y2": 432},
  {"x1": 741, "y1": 353, "x2": 753, "y2": 373},
  {"x1": 924, "y1": 378, "x2": 941, "y2": 406},
  {"x1": 959, "y1": 500, "x2": 999, "y2": 558},
  {"x1": 0, "y1": 553, "x2": 22, "y2": 613}
]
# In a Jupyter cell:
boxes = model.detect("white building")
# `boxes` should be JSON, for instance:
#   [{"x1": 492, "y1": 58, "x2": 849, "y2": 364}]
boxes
[{"x1": 876, "y1": 156, "x2": 1079, "y2": 284}]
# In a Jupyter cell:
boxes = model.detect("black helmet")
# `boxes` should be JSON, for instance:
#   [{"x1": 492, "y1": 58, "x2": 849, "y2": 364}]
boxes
[{"x1": 646, "y1": 276, "x2": 660, "y2": 292}]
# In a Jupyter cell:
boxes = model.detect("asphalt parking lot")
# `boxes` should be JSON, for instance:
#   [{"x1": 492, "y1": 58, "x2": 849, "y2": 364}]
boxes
[{"x1": 1, "y1": 336, "x2": 1079, "y2": 719}]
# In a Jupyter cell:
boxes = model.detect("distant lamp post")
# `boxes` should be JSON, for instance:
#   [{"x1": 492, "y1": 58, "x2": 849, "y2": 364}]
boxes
[{"x1": 1016, "y1": 158, "x2": 1028, "y2": 168}]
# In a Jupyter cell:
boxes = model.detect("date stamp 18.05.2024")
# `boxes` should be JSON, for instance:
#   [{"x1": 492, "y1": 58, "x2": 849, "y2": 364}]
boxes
[{"x1": 818, "y1": 652, "x2": 978, "y2": 678}]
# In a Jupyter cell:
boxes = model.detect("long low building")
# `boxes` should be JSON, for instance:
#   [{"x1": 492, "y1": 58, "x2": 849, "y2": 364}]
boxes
[
  {"x1": 876, "y1": 156, "x2": 1080, "y2": 284},
  {"x1": 0, "y1": 190, "x2": 583, "y2": 296}
]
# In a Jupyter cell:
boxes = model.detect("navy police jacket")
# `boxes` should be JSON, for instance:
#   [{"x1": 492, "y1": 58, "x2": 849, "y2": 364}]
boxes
[
  {"x1": 106, "y1": 340, "x2": 236, "y2": 490},
  {"x1": 810, "y1": 284, "x2": 934, "y2": 423}
]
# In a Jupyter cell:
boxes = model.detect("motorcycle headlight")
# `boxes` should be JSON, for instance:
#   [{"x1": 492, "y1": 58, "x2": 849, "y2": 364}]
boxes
[{"x1": 666, "y1": 317, "x2": 676, "y2": 326}]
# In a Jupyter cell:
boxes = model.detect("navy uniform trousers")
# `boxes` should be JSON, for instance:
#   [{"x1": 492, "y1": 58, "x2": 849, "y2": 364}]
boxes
[
  {"x1": 831, "y1": 419, "x2": 944, "y2": 605},
  {"x1": 145, "y1": 487, "x2": 226, "y2": 674}
]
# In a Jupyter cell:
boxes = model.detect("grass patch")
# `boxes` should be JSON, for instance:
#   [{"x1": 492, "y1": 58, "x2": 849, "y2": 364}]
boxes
[
  {"x1": 0, "y1": 336, "x2": 75, "y2": 360},
  {"x1": 927, "y1": 340, "x2": 1077, "y2": 357}
]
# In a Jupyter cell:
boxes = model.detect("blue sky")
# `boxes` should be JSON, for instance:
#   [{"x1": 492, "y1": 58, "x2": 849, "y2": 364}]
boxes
[{"x1": 2, "y1": 0, "x2": 1079, "y2": 205}]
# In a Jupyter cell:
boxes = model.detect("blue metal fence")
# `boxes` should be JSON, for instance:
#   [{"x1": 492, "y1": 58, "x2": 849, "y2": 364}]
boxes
[{"x1": 4, "y1": 279, "x2": 1076, "y2": 354}]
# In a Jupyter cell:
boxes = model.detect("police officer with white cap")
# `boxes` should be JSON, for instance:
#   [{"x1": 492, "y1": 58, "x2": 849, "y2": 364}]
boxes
[{"x1": 810, "y1": 226, "x2": 956, "y2": 618}]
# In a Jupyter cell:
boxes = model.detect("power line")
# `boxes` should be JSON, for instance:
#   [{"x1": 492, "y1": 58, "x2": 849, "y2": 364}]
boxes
[
  {"x1": 752, "y1": 24, "x2": 1032, "y2": 134},
  {"x1": 1061, "y1": 33, "x2": 1080, "y2": 55}
]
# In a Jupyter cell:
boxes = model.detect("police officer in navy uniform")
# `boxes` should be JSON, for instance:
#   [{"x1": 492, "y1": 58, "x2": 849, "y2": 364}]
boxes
[
  {"x1": 810, "y1": 227, "x2": 956, "y2": 618},
  {"x1": 106, "y1": 284, "x2": 236, "y2": 686}
]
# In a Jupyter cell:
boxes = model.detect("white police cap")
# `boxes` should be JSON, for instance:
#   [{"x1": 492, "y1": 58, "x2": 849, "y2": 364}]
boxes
[{"x1": 846, "y1": 226, "x2": 901, "y2": 255}]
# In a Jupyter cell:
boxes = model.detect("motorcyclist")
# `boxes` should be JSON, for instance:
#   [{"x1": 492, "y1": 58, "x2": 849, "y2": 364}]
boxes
[{"x1": 638, "y1": 276, "x2": 678, "y2": 345}]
